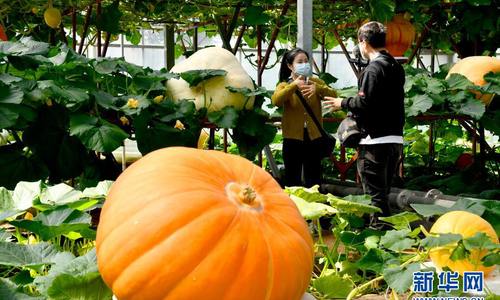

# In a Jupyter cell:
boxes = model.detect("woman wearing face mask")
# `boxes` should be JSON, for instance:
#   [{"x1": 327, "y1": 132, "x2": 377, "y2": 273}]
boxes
[{"x1": 272, "y1": 48, "x2": 338, "y2": 188}]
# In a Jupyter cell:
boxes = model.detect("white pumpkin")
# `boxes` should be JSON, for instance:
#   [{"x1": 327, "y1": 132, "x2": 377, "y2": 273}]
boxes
[{"x1": 166, "y1": 47, "x2": 255, "y2": 113}]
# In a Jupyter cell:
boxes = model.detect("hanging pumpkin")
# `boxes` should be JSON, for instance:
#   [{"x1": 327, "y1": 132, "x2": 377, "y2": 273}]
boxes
[
  {"x1": 96, "y1": 147, "x2": 314, "y2": 300},
  {"x1": 0, "y1": 24, "x2": 6, "y2": 41},
  {"x1": 385, "y1": 14, "x2": 415, "y2": 57},
  {"x1": 429, "y1": 211, "x2": 498, "y2": 276},
  {"x1": 44, "y1": 1, "x2": 61, "y2": 29},
  {"x1": 447, "y1": 56, "x2": 500, "y2": 106}
]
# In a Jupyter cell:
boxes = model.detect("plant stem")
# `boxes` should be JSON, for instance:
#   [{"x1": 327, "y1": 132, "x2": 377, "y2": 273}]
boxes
[{"x1": 202, "y1": 80, "x2": 207, "y2": 111}]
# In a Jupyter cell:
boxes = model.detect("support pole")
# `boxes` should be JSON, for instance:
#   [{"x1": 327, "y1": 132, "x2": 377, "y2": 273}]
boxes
[
  {"x1": 166, "y1": 25, "x2": 175, "y2": 70},
  {"x1": 78, "y1": 4, "x2": 94, "y2": 54},
  {"x1": 297, "y1": 0, "x2": 313, "y2": 59}
]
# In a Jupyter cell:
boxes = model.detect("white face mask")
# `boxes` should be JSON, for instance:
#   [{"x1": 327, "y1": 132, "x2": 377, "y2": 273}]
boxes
[{"x1": 293, "y1": 62, "x2": 311, "y2": 77}]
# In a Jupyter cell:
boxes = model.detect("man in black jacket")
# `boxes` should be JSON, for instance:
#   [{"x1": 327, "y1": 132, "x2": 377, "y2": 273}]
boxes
[{"x1": 324, "y1": 21, "x2": 405, "y2": 227}]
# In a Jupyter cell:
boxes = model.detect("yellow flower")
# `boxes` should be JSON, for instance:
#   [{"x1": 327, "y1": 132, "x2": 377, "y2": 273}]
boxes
[
  {"x1": 126, "y1": 98, "x2": 139, "y2": 108},
  {"x1": 46, "y1": 99, "x2": 53, "y2": 106},
  {"x1": 153, "y1": 95, "x2": 164, "y2": 103},
  {"x1": 25, "y1": 212, "x2": 34, "y2": 220},
  {"x1": 174, "y1": 120, "x2": 185, "y2": 130},
  {"x1": 120, "y1": 116, "x2": 130, "y2": 125},
  {"x1": 32, "y1": 7, "x2": 39, "y2": 14},
  {"x1": 28, "y1": 235, "x2": 37, "y2": 244}
]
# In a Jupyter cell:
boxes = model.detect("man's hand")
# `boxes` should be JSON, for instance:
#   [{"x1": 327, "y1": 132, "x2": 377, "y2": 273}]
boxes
[
  {"x1": 300, "y1": 81, "x2": 316, "y2": 98},
  {"x1": 323, "y1": 96, "x2": 344, "y2": 112}
]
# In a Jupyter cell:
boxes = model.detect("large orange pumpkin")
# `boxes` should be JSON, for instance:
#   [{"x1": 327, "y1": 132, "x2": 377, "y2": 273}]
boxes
[
  {"x1": 447, "y1": 56, "x2": 500, "y2": 106},
  {"x1": 385, "y1": 14, "x2": 415, "y2": 57},
  {"x1": 96, "y1": 147, "x2": 314, "y2": 300},
  {"x1": 0, "y1": 25, "x2": 7, "y2": 41},
  {"x1": 429, "y1": 211, "x2": 498, "y2": 276}
]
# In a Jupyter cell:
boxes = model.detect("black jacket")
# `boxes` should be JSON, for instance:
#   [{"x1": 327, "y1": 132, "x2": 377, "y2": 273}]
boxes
[{"x1": 341, "y1": 50, "x2": 405, "y2": 138}]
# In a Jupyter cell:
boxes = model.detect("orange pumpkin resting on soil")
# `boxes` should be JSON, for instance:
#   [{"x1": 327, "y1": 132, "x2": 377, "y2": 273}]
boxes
[
  {"x1": 0, "y1": 25, "x2": 7, "y2": 41},
  {"x1": 385, "y1": 14, "x2": 415, "y2": 57},
  {"x1": 446, "y1": 56, "x2": 500, "y2": 106},
  {"x1": 429, "y1": 211, "x2": 498, "y2": 276},
  {"x1": 96, "y1": 147, "x2": 314, "y2": 300}
]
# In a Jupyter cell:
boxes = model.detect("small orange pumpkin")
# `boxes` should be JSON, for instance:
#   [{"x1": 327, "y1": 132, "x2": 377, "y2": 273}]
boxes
[
  {"x1": 0, "y1": 24, "x2": 7, "y2": 41},
  {"x1": 447, "y1": 56, "x2": 500, "y2": 106},
  {"x1": 385, "y1": 14, "x2": 415, "y2": 57},
  {"x1": 429, "y1": 211, "x2": 498, "y2": 276},
  {"x1": 96, "y1": 147, "x2": 314, "y2": 300}
]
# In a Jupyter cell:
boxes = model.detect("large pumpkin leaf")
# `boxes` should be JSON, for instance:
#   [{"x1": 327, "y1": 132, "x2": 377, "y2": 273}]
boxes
[
  {"x1": 313, "y1": 275, "x2": 353, "y2": 299},
  {"x1": 463, "y1": 232, "x2": 499, "y2": 251},
  {"x1": 0, "y1": 242, "x2": 74, "y2": 271},
  {"x1": 421, "y1": 233, "x2": 463, "y2": 248},
  {"x1": 40, "y1": 183, "x2": 82, "y2": 206},
  {"x1": 357, "y1": 248, "x2": 399, "y2": 273},
  {"x1": 96, "y1": 2, "x2": 122, "y2": 35},
  {"x1": 0, "y1": 143, "x2": 49, "y2": 190},
  {"x1": 208, "y1": 106, "x2": 239, "y2": 129},
  {"x1": 368, "y1": 0, "x2": 395, "y2": 23},
  {"x1": 289, "y1": 195, "x2": 338, "y2": 220},
  {"x1": 9, "y1": 206, "x2": 91, "y2": 241},
  {"x1": 179, "y1": 69, "x2": 227, "y2": 87},
  {"x1": 0, "y1": 278, "x2": 45, "y2": 300},
  {"x1": 383, "y1": 263, "x2": 421, "y2": 294},
  {"x1": 450, "y1": 98, "x2": 485, "y2": 119},
  {"x1": 23, "y1": 105, "x2": 89, "y2": 183},
  {"x1": 46, "y1": 273, "x2": 113, "y2": 300},
  {"x1": 243, "y1": 6, "x2": 271, "y2": 25},
  {"x1": 328, "y1": 195, "x2": 381, "y2": 215},
  {"x1": 379, "y1": 212, "x2": 422, "y2": 230},
  {"x1": 70, "y1": 114, "x2": 129, "y2": 154},
  {"x1": 285, "y1": 185, "x2": 329, "y2": 204},
  {"x1": 231, "y1": 124, "x2": 276, "y2": 160},
  {"x1": 34, "y1": 248, "x2": 99, "y2": 294},
  {"x1": 405, "y1": 94, "x2": 433, "y2": 117},
  {"x1": 12, "y1": 181, "x2": 44, "y2": 211},
  {"x1": 226, "y1": 86, "x2": 268, "y2": 97},
  {"x1": 0, "y1": 85, "x2": 24, "y2": 129},
  {"x1": 380, "y1": 229, "x2": 415, "y2": 251}
]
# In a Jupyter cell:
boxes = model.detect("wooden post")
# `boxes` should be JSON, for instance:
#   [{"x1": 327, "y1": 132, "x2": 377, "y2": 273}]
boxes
[{"x1": 166, "y1": 25, "x2": 175, "y2": 70}]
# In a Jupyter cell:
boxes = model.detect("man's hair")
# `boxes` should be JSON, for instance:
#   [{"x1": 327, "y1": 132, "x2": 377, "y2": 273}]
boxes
[{"x1": 357, "y1": 21, "x2": 387, "y2": 48}]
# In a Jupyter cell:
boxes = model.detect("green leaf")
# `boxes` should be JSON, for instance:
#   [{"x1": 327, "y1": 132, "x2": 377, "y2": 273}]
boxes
[
  {"x1": 485, "y1": 294, "x2": 500, "y2": 300},
  {"x1": 40, "y1": 183, "x2": 82, "y2": 206},
  {"x1": 406, "y1": 94, "x2": 433, "y2": 117},
  {"x1": 0, "y1": 74, "x2": 21, "y2": 84},
  {"x1": 341, "y1": 194, "x2": 371, "y2": 206},
  {"x1": 160, "y1": 100, "x2": 196, "y2": 123},
  {"x1": 237, "y1": 109, "x2": 268, "y2": 136},
  {"x1": 284, "y1": 185, "x2": 328, "y2": 203},
  {"x1": 357, "y1": 248, "x2": 398, "y2": 273},
  {"x1": 93, "y1": 91, "x2": 118, "y2": 110},
  {"x1": 46, "y1": 273, "x2": 113, "y2": 300},
  {"x1": 313, "y1": 275, "x2": 353, "y2": 298},
  {"x1": 81, "y1": 181, "x2": 113, "y2": 198},
  {"x1": 481, "y1": 252, "x2": 500, "y2": 267},
  {"x1": 445, "y1": 90, "x2": 468, "y2": 103},
  {"x1": 0, "y1": 242, "x2": 74, "y2": 271},
  {"x1": 34, "y1": 248, "x2": 100, "y2": 294},
  {"x1": 380, "y1": 229, "x2": 415, "y2": 251},
  {"x1": 383, "y1": 262, "x2": 421, "y2": 294},
  {"x1": 179, "y1": 69, "x2": 227, "y2": 87},
  {"x1": 421, "y1": 233, "x2": 463, "y2": 248},
  {"x1": 208, "y1": 106, "x2": 239, "y2": 129},
  {"x1": 318, "y1": 73, "x2": 338, "y2": 86},
  {"x1": 450, "y1": 99, "x2": 485, "y2": 120},
  {"x1": 244, "y1": 6, "x2": 271, "y2": 25},
  {"x1": 9, "y1": 206, "x2": 91, "y2": 241},
  {"x1": 226, "y1": 86, "x2": 268, "y2": 97},
  {"x1": 450, "y1": 198, "x2": 485, "y2": 216},
  {"x1": 231, "y1": 123, "x2": 276, "y2": 160},
  {"x1": 289, "y1": 195, "x2": 338, "y2": 220},
  {"x1": 12, "y1": 181, "x2": 44, "y2": 211},
  {"x1": 0, "y1": 278, "x2": 45, "y2": 300},
  {"x1": 0, "y1": 85, "x2": 24, "y2": 129},
  {"x1": 328, "y1": 195, "x2": 381, "y2": 215},
  {"x1": 447, "y1": 73, "x2": 475, "y2": 90},
  {"x1": 411, "y1": 198, "x2": 485, "y2": 218},
  {"x1": 466, "y1": 0, "x2": 491, "y2": 6},
  {"x1": 369, "y1": 0, "x2": 396, "y2": 23},
  {"x1": 379, "y1": 212, "x2": 422, "y2": 230},
  {"x1": 463, "y1": 231, "x2": 499, "y2": 251},
  {"x1": 0, "y1": 187, "x2": 15, "y2": 213},
  {"x1": 340, "y1": 229, "x2": 384, "y2": 251},
  {"x1": 482, "y1": 71, "x2": 500, "y2": 94},
  {"x1": 70, "y1": 114, "x2": 129, "y2": 153},
  {"x1": 0, "y1": 143, "x2": 49, "y2": 190},
  {"x1": 449, "y1": 240, "x2": 468, "y2": 262},
  {"x1": 23, "y1": 105, "x2": 89, "y2": 183},
  {"x1": 97, "y1": 2, "x2": 122, "y2": 35}
]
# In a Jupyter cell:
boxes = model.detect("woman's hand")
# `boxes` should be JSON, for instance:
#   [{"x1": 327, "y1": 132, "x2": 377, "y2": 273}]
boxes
[
  {"x1": 294, "y1": 75, "x2": 306, "y2": 88},
  {"x1": 323, "y1": 96, "x2": 344, "y2": 112},
  {"x1": 301, "y1": 81, "x2": 316, "y2": 98}
]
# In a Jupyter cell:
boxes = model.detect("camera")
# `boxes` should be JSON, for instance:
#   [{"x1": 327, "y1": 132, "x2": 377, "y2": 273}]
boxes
[{"x1": 348, "y1": 45, "x2": 369, "y2": 67}]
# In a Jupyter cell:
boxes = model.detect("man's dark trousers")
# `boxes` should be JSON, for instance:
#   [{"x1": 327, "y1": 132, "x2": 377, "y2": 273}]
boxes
[{"x1": 357, "y1": 143, "x2": 402, "y2": 218}]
